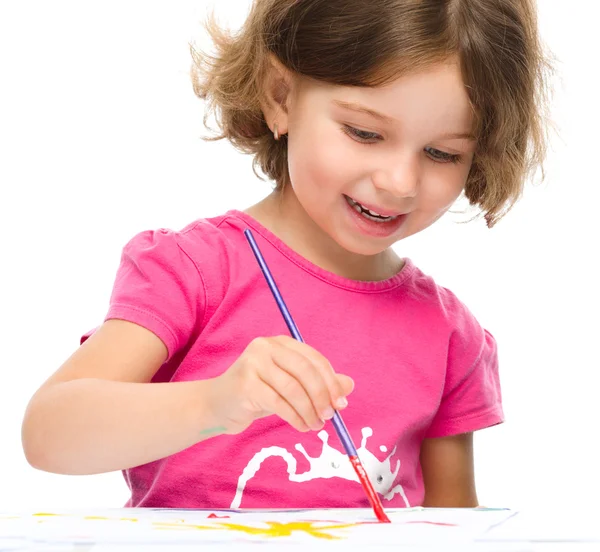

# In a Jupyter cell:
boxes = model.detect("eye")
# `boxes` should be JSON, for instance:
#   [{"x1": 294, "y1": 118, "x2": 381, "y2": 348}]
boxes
[
  {"x1": 342, "y1": 125, "x2": 382, "y2": 144},
  {"x1": 425, "y1": 146, "x2": 461, "y2": 164}
]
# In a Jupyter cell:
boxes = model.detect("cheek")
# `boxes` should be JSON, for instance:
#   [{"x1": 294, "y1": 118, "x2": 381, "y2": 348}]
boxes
[
  {"x1": 287, "y1": 124, "x2": 358, "y2": 191},
  {"x1": 421, "y1": 166, "x2": 470, "y2": 211}
]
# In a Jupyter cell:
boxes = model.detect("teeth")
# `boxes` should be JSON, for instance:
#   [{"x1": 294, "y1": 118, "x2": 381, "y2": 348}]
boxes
[{"x1": 347, "y1": 196, "x2": 397, "y2": 222}]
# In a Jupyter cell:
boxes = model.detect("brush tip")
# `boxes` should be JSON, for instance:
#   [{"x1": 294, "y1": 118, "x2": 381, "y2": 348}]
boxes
[{"x1": 374, "y1": 508, "x2": 391, "y2": 523}]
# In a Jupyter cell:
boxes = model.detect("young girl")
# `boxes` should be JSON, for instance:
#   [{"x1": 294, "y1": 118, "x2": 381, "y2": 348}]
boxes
[{"x1": 22, "y1": 0, "x2": 550, "y2": 510}]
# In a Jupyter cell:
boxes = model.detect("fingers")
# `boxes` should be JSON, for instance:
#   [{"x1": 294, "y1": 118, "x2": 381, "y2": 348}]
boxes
[
  {"x1": 247, "y1": 336, "x2": 352, "y2": 432},
  {"x1": 270, "y1": 336, "x2": 352, "y2": 408},
  {"x1": 272, "y1": 345, "x2": 334, "y2": 420},
  {"x1": 336, "y1": 374, "x2": 355, "y2": 399},
  {"x1": 257, "y1": 377, "x2": 311, "y2": 433},
  {"x1": 242, "y1": 336, "x2": 354, "y2": 433},
  {"x1": 258, "y1": 348, "x2": 326, "y2": 431}
]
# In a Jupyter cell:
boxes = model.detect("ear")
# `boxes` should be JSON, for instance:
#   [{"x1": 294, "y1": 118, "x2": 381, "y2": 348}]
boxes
[{"x1": 261, "y1": 53, "x2": 294, "y2": 137}]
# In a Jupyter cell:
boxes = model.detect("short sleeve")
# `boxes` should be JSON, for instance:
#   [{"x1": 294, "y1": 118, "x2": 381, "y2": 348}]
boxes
[
  {"x1": 426, "y1": 302, "x2": 504, "y2": 438},
  {"x1": 83, "y1": 228, "x2": 205, "y2": 361}
]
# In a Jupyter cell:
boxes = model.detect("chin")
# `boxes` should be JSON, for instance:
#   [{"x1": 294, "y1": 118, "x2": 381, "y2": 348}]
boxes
[{"x1": 332, "y1": 233, "x2": 393, "y2": 257}]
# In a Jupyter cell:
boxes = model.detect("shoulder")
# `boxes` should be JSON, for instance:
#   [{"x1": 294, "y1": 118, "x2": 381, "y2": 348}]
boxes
[
  {"x1": 104, "y1": 212, "x2": 243, "y2": 357},
  {"x1": 412, "y1": 267, "x2": 502, "y2": 438},
  {"x1": 124, "y1": 212, "x2": 231, "y2": 254},
  {"x1": 403, "y1": 263, "x2": 484, "y2": 338},
  {"x1": 120, "y1": 211, "x2": 239, "y2": 277},
  {"x1": 121, "y1": 210, "x2": 253, "y2": 312}
]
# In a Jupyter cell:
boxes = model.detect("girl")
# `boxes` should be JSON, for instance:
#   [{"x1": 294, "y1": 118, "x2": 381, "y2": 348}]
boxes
[{"x1": 22, "y1": 0, "x2": 550, "y2": 509}]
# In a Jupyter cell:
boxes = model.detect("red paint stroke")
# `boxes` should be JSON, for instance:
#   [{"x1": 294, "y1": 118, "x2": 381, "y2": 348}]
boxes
[
  {"x1": 299, "y1": 520, "x2": 459, "y2": 528},
  {"x1": 349, "y1": 455, "x2": 391, "y2": 523},
  {"x1": 207, "y1": 513, "x2": 231, "y2": 519},
  {"x1": 405, "y1": 521, "x2": 458, "y2": 527}
]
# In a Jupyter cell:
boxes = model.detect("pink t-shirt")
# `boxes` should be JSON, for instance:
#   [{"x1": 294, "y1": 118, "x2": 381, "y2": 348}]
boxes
[{"x1": 82, "y1": 210, "x2": 503, "y2": 509}]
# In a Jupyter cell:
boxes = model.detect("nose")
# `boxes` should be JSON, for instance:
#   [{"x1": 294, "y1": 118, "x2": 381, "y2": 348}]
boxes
[{"x1": 371, "y1": 154, "x2": 419, "y2": 199}]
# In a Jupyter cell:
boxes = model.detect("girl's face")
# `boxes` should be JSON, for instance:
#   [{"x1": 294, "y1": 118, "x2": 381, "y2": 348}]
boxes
[{"x1": 283, "y1": 62, "x2": 477, "y2": 257}]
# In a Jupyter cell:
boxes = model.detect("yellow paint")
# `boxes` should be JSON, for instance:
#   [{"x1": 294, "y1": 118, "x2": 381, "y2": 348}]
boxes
[
  {"x1": 217, "y1": 521, "x2": 357, "y2": 540},
  {"x1": 22, "y1": 512, "x2": 363, "y2": 541},
  {"x1": 153, "y1": 522, "x2": 218, "y2": 532},
  {"x1": 153, "y1": 520, "x2": 357, "y2": 540}
]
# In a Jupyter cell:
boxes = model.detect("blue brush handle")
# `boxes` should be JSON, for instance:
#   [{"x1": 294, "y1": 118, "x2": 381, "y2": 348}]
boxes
[{"x1": 244, "y1": 228, "x2": 358, "y2": 457}]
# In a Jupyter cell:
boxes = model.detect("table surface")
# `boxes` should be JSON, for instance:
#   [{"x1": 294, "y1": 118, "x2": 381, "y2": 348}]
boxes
[{"x1": 1, "y1": 507, "x2": 598, "y2": 551}]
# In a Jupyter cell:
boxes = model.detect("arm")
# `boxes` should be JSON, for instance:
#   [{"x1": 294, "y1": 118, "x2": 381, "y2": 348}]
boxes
[
  {"x1": 22, "y1": 321, "x2": 353, "y2": 477},
  {"x1": 21, "y1": 319, "x2": 223, "y2": 475},
  {"x1": 419, "y1": 432, "x2": 478, "y2": 507}
]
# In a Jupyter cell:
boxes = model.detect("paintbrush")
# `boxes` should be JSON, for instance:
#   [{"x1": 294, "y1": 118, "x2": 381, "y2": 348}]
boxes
[{"x1": 244, "y1": 228, "x2": 391, "y2": 523}]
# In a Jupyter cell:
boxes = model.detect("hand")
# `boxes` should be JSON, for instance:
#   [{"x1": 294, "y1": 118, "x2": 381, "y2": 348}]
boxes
[{"x1": 207, "y1": 336, "x2": 354, "y2": 435}]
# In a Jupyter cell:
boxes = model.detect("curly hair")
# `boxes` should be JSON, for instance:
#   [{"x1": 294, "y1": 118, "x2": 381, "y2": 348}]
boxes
[{"x1": 191, "y1": 0, "x2": 553, "y2": 227}]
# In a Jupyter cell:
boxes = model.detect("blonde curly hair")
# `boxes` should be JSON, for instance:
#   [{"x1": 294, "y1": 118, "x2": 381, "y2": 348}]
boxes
[{"x1": 191, "y1": 0, "x2": 553, "y2": 227}]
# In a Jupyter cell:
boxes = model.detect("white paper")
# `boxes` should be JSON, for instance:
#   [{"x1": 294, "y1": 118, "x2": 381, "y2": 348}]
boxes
[
  {"x1": 482, "y1": 509, "x2": 600, "y2": 543},
  {"x1": 0, "y1": 507, "x2": 515, "y2": 548}
]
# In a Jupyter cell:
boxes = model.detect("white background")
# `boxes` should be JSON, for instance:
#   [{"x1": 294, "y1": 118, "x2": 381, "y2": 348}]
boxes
[{"x1": 0, "y1": 1, "x2": 598, "y2": 512}]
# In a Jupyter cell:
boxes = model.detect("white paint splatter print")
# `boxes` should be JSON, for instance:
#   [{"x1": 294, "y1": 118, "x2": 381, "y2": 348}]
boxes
[{"x1": 231, "y1": 427, "x2": 409, "y2": 508}]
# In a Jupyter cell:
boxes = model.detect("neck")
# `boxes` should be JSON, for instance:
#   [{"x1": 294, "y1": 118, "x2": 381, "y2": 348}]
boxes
[{"x1": 244, "y1": 186, "x2": 402, "y2": 281}]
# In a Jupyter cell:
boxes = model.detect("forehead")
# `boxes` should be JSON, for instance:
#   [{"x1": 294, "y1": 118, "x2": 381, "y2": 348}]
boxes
[{"x1": 300, "y1": 62, "x2": 474, "y2": 133}]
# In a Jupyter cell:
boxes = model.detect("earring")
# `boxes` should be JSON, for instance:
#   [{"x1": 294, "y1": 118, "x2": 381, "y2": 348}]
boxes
[{"x1": 273, "y1": 122, "x2": 279, "y2": 141}]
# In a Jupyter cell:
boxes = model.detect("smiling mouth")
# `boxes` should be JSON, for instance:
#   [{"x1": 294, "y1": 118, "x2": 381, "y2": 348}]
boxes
[{"x1": 344, "y1": 195, "x2": 400, "y2": 222}]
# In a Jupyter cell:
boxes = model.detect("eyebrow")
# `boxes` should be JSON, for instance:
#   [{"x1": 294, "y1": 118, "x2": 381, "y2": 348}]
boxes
[
  {"x1": 333, "y1": 100, "x2": 395, "y2": 124},
  {"x1": 332, "y1": 99, "x2": 476, "y2": 141},
  {"x1": 438, "y1": 131, "x2": 476, "y2": 140}
]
